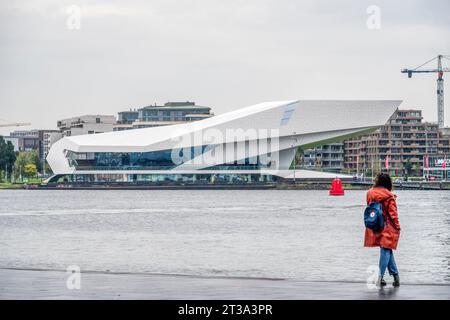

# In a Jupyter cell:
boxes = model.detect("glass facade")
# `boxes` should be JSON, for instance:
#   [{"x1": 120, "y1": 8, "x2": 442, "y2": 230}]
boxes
[
  {"x1": 67, "y1": 147, "x2": 210, "y2": 170},
  {"x1": 117, "y1": 111, "x2": 139, "y2": 124},
  {"x1": 49, "y1": 173, "x2": 276, "y2": 184},
  {"x1": 66, "y1": 146, "x2": 272, "y2": 171}
]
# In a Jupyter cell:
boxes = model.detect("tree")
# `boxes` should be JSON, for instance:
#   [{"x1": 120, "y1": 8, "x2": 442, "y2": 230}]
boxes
[
  {"x1": 404, "y1": 159, "x2": 413, "y2": 176},
  {"x1": 24, "y1": 164, "x2": 37, "y2": 177},
  {"x1": 0, "y1": 136, "x2": 16, "y2": 182},
  {"x1": 43, "y1": 160, "x2": 53, "y2": 175},
  {"x1": 28, "y1": 150, "x2": 41, "y2": 172},
  {"x1": 13, "y1": 150, "x2": 40, "y2": 181},
  {"x1": 412, "y1": 163, "x2": 421, "y2": 177}
]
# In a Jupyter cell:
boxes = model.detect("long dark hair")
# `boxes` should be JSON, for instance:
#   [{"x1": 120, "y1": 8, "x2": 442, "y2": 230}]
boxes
[{"x1": 374, "y1": 173, "x2": 392, "y2": 191}]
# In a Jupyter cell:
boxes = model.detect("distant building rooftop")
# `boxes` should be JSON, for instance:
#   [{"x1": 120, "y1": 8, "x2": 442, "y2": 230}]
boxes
[
  {"x1": 114, "y1": 101, "x2": 213, "y2": 131},
  {"x1": 141, "y1": 101, "x2": 211, "y2": 110}
]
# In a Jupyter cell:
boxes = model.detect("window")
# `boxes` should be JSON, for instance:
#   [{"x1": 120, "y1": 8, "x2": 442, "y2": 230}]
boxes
[
  {"x1": 65, "y1": 144, "x2": 273, "y2": 171},
  {"x1": 280, "y1": 104, "x2": 296, "y2": 126},
  {"x1": 67, "y1": 146, "x2": 211, "y2": 170},
  {"x1": 96, "y1": 117, "x2": 101, "y2": 123}
]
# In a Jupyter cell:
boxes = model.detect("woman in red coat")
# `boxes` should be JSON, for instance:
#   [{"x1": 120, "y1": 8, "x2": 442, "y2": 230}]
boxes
[{"x1": 364, "y1": 173, "x2": 401, "y2": 287}]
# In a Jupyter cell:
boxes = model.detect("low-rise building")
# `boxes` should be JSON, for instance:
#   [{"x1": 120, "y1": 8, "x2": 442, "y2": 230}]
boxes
[
  {"x1": 9, "y1": 129, "x2": 39, "y2": 138},
  {"x1": 425, "y1": 155, "x2": 450, "y2": 180},
  {"x1": 114, "y1": 102, "x2": 213, "y2": 131},
  {"x1": 10, "y1": 130, "x2": 40, "y2": 152},
  {"x1": 115, "y1": 109, "x2": 139, "y2": 131},
  {"x1": 57, "y1": 115, "x2": 116, "y2": 137},
  {"x1": 8, "y1": 129, "x2": 63, "y2": 160}
]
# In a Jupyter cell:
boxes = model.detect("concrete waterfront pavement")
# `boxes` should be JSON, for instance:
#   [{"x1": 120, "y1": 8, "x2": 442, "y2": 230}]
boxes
[{"x1": 0, "y1": 268, "x2": 449, "y2": 300}]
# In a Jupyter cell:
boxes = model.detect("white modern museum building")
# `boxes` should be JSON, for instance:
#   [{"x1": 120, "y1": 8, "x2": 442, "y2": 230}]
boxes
[{"x1": 46, "y1": 100, "x2": 401, "y2": 183}]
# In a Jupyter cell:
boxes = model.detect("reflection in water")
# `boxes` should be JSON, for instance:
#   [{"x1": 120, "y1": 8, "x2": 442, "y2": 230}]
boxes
[
  {"x1": 378, "y1": 287, "x2": 399, "y2": 299},
  {"x1": 0, "y1": 189, "x2": 449, "y2": 284},
  {"x1": 445, "y1": 217, "x2": 450, "y2": 283}
]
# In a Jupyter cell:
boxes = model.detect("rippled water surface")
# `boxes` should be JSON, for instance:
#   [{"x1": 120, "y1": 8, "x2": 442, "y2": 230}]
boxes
[{"x1": 0, "y1": 190, "x2": 449, "y2": 284}]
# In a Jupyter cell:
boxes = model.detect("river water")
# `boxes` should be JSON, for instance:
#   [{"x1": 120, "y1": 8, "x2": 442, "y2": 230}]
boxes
[{"x1": 0, "y1": 190, "x2": 449, "y2": 284}]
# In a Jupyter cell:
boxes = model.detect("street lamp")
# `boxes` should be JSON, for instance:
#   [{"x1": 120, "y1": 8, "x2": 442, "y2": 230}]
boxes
[
  {"x1": 424, "y1": 129, "x2": 428, "y2": 181},
  {"x1": 291, "y1": 132, "x2": 298, "y2": 184}
]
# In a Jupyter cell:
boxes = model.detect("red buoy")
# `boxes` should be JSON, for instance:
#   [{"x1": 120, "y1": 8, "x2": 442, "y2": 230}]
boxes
[{"x1": 329, "y1": 178, "x2": 345, "y2": 196}]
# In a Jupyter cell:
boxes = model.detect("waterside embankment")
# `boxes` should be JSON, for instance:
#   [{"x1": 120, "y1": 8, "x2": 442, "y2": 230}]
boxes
[
  {"x1": 1, "y1": 268, "x2": 449, "y2": 300},
  {"x1": 1, "y1": 180, "x2": 447, "y2": 190}
]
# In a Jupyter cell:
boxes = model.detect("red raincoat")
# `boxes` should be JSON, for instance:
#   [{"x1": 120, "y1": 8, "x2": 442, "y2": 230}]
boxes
[{"x1": 364, "y1": 187, "x2": 401, "y2": 250}]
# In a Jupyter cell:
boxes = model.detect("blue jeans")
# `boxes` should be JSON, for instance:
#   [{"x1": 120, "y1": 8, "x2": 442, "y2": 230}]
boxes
[{"x1": 379, "y1": 247, "x2": 399, "y2": 277}]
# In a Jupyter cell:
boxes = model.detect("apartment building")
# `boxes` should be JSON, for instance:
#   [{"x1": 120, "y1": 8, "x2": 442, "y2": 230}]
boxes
[
  {"x1": 114, "y1": 102, "x2": 213, "y2": 131},
  {"x1": 301, "y1": 143, "x2": 344, "y2": 173},
  {"x1": 343, "y1": 110, "x2": 450, "y2": 177}
]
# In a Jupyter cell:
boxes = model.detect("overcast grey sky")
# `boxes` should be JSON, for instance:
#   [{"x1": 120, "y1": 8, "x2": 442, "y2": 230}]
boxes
[{"x1": 1, "y1": 0, "x2": 449, "y2": 135}]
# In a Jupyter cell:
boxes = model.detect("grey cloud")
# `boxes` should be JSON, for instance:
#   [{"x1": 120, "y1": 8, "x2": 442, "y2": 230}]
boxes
[{"x1": 0, "y1": 0, "x2": 449, "y2": 134}]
